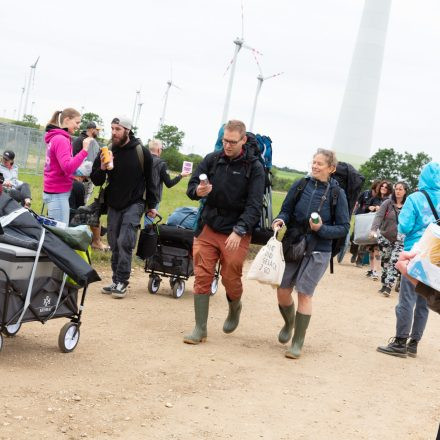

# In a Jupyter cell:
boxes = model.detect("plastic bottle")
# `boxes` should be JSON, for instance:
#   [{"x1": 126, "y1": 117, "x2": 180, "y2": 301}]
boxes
[{"x1": 199, "y1": 173, "x2": 209, "y2": 186}]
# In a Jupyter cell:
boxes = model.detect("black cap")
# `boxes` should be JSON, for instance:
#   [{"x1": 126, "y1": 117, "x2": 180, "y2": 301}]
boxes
[
  {"x1": 86, "y1": 121, "x2": 97, "y2": 129},
  {"x1": 3, "y1": 150, "x2": 15, "y2": 161}
]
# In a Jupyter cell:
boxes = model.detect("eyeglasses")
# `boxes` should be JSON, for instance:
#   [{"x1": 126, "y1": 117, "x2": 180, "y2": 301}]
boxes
[{"x1": 222, "y1": 137, "x2": 243, "y2": 146}]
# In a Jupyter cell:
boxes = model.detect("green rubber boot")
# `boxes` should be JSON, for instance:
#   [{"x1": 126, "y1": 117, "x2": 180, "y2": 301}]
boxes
[
  {"x1": 278, "y1": 303, "x2": 296, "y2": 344},
  {"x1": 183, "y1": 294, "x2": 210, "y2": 344},
  {"x1": 223, "y1": 297, "x2": 242, "y2": 334},
  {"x1": 285, "y1": 312, "x2": 311, "y2": 359}
]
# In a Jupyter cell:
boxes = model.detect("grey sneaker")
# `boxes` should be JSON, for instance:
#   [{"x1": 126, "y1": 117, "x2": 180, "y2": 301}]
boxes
[
  {"x1": 102, "y1": 282, "x2": 117, "y2": 294},
  {"x1": 111, "y1": 282, "x2": 128, "y2": 299}
]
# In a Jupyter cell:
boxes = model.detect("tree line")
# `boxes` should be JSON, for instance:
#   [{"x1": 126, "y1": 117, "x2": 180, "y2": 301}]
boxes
[{"x1": 13, "y1": 113, "x2": 432, "y2": 192}]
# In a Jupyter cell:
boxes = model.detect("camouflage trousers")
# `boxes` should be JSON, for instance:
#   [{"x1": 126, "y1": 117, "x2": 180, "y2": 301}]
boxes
[{"x1": 377, "y1": 233, "x2": 404, "y2": 288}]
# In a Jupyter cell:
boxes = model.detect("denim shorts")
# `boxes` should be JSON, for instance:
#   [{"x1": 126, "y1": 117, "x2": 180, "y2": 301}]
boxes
[
  {"x1": 43, "y1": 191, "x2": 71, "y2": 225},
  {"x1": 280, "y1": 251, "x2": 331, "y2": 296}
]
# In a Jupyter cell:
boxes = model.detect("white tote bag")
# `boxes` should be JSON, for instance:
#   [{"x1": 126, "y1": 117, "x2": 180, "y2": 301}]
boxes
[
  {"x1": 353, "y1": 212, "x2": 378, "y2": 245},
  {"x1": 247, "y1": 232, "x2": 285, "y2": 287}
]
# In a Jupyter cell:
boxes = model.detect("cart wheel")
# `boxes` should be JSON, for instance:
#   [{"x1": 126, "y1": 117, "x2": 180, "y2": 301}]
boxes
[
  {"x1": 148, "y1": 276, "x2": 161, "y2": 294},
  {"x1": 211, "y1": 277, "x2": 219, "y2": 295},
  {"x1": 3, "y1": 323, "x2": 21, "y2": 337},
  {"x1": 0, "y1": 333, "x2": 3, "y2": 352},
  {"x1": 172, "y1": 280, "x2": 185, "y2": 299},
  {"x1": 58, "y1": 323, "x2": 80, "y2": 353},
  {"x1": 169, "y1": 276, "x2": 177, "y2": 289}
]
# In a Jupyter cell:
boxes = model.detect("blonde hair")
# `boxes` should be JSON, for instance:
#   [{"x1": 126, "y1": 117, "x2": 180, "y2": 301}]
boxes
[
  {"x1": 224, "y1": 120, "x2": 246, "y2": 138},
  {"x1": 314, "y1": 148, "x2": 338, "y2": 170},
  {"x1": 47, "y1": 108, "x2": 80, "y2": 127},
  {"x1": 148, "y1": 138, "x2": 163, "y2": 152}
]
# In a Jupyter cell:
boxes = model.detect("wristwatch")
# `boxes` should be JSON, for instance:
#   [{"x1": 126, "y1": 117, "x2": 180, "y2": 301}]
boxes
[{"x1": 233, "y1": 225, "x2": 247, "y2": 237}]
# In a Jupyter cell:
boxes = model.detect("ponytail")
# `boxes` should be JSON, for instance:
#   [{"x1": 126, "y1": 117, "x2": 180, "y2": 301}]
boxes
[{"x1": 47, "y1": 107, "x2": 80, "y2": 127}]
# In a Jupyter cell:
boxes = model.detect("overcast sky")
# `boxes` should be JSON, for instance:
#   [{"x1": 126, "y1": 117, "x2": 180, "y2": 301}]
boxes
[{"x1": 1, "y1": 0, "x2": 440, "y2": 170}]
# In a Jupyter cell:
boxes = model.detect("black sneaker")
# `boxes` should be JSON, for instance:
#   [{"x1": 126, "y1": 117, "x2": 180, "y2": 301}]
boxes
[
  {"x1": 365, "y1": 270, "x2": 373, "y2": 278},
  {"x1": 377, "y1": 337, "x2": 407, "y2": 358},
  {"x1": 102, "y1": 282, "x2": 117, "y2": 294},
  {"x1": 111, "y1": 282, "x2": 128, "y2": 299},
  {"x1": 350, "y1": 254, "x2": 357, "y2": 264},
  {"x1": 407, "y1": 339, "x2": 418, "y2": 358},
  {"x1": 382, "y1": 286, "x2": 391, "y2": 297}
]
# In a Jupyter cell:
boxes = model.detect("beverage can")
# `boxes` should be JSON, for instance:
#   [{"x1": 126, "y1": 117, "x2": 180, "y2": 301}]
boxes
[
  {"x1": 101, "y1": 146, "x2": 114, "y2": 170},
  {"x1": 311, "y1": 212, "x2": 320, "y2": 224}
]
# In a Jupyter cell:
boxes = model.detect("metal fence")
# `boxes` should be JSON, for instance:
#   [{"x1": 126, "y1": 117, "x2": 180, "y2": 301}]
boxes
[{"x1": 0, "y1": 122, "x2": 46, "y2": 174}]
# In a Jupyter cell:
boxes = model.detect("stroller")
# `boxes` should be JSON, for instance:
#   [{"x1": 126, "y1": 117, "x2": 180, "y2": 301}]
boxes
[
  {"x1": 137, "y1": 215, "x2": 220, "y2": 298},
  {"x1": 0, "y1": 197, "x2": 100, "y2": 354}
]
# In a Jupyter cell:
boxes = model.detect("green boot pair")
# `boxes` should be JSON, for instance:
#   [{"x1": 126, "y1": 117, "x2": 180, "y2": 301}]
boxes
[{"x1": 183, "y1": 295, "x2": 242, "y2": 344}]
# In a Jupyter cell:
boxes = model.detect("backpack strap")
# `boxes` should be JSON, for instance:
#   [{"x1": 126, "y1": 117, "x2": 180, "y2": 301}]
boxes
[
  {"x1": 420, "y1": 190, "x2": 440, "y2": 222},
  {"x1": 328, "y1": 185, "x2": 340, "y2": 275},
  {"x1": 136, "y1": 143, "x2": 144, "y2": 173}
]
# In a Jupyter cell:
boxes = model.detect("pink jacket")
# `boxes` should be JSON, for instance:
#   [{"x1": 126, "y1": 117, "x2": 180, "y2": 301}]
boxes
[{"x1": 43, "y1": 128, "x2": 88, "y2": 193}]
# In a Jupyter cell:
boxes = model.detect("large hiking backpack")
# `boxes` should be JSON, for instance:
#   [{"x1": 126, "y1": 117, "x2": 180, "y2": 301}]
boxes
[
  {"x1": 255, "y1": 134, "x2": 273, "y2": 170},
  {"x1": 331, "y1": 162, "x2": 365, "y2": 216}
]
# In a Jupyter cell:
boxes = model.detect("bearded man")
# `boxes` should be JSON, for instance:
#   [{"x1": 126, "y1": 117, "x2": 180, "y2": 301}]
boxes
[{"x1": 91, "y1": 116, "x2": 158, "y2": 298}]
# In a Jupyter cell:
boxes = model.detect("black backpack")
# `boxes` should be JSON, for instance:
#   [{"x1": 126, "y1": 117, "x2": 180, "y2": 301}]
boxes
[{"x1": 331, "y1": 162, "x2": 365, "y2": 215}]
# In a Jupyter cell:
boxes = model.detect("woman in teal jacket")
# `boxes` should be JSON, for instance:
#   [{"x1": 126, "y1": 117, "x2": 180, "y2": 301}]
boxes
[{"x1": 377, "y1": 161, "x2": 440, "y2": 358}]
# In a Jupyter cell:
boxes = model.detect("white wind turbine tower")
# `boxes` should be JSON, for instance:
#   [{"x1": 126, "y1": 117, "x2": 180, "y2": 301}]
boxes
[
  {"x1": 221, "y1": 2, "x2": 262, "y2": 124},
  {"x1": 249, "y1": 55, "x2": 283, "y2": 131},
  {"x1": 332, "y1": 0, "x2": 392, "y2": 167},
  {"x1": 158, "y1": 72, "x2": 181, "y2": 130},
  {"x1": 134, "y1": 101, "x2": 143, "y2": 130},
  {"x1": 131, "y1": 89, "x2": 141, "y2": 124},
  {"x1": 22, "y1": 56, "x2": 40, "y2": 119}
]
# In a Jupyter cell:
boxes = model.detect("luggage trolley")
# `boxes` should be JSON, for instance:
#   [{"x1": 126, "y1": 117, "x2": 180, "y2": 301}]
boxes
[
  {"x1": 0, "y1": 230, "x2": 89, "y2": 354},
  {"x1": 139, "y1": 216, "x2": 220, "y2": 299}
]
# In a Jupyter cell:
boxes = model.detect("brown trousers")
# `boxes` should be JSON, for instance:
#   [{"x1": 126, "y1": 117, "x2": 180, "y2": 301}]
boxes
[{"x1": 193, "y1": 225, "x2": 251, "y2": 300}]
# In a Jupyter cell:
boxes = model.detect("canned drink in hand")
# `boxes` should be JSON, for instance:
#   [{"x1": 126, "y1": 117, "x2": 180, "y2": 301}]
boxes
[
  {"x1": 311, "y1": 212, "x2": 320, "y2": 224},
  {"x1": 101, "y1": 146, "x2": 114, "y2": 170}
]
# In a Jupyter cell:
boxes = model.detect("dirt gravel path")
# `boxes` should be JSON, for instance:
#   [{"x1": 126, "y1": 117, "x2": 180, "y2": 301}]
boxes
[{"x1": 1, "y1": 258, "x2": 439, "y2": 440}]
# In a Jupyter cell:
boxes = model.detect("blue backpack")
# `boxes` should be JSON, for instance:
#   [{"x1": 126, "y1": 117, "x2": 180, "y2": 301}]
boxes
[
  {"x1": 167, "y1": 206, "x2": 199, "y2": 230},
  {"x1": 255, "y1": 134, "x2": 273, "y2": 170}
]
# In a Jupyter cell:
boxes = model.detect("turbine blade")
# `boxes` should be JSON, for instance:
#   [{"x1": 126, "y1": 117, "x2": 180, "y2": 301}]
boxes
[
  {"x1": 171, "y1": 83, "x2": 182, "y2": 90},
  {"x1": 264, "y1": 72, "x2": 284, "y2": 81},
  {"x1": 252, "y1": 52, "x2": 263, "y2": 76},
  {"x1": 223, "y1": 56, "x2": 236, "y2": 76},
  {"x1": 242, "y1": 44, "x2": 263, "y2": 56},
  {"x1": 241, "y1": 0, "x2": 244, "y2": 39}
]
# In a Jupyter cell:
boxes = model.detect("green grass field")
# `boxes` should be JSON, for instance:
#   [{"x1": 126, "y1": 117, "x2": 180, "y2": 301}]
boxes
[
  {"x1": 20, "y1": 172, "x2": 286, "y2": 265},
  {"x1": 273, "y1": 169, "x2": 305, "y2": 182}
]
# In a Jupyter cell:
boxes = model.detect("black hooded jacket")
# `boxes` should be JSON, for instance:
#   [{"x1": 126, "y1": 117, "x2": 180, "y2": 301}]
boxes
[
  {"x1": 187, "y1": 145, "x2": 265, "y2": 235},
  {"x1": 90, "y1": 135, "x2": 157, "y2": 211}
]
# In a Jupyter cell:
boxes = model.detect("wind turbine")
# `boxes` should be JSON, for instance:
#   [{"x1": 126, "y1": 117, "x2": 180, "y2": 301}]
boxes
[
  {"x1": 131, "y1": 89, "x2": 141, "y2": 124},
  {"x1": 135, "y1": 101, "x2": 143, "y2": 130},
  {"x1": 22, "y1": 56, "x2": 40, "y2": 119},
  {"x1": 17, "y1": 83, "x2": 25, "y2": 121},
  {"x1": 158, "y1": 73, "x2": 181, "y2": 130},
  {"x1": 221, "y1": 2, "x2": 262, "y2": 124},
  {"x1": 249, "y1": 55, "x2": 283, "y2": 131}
]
